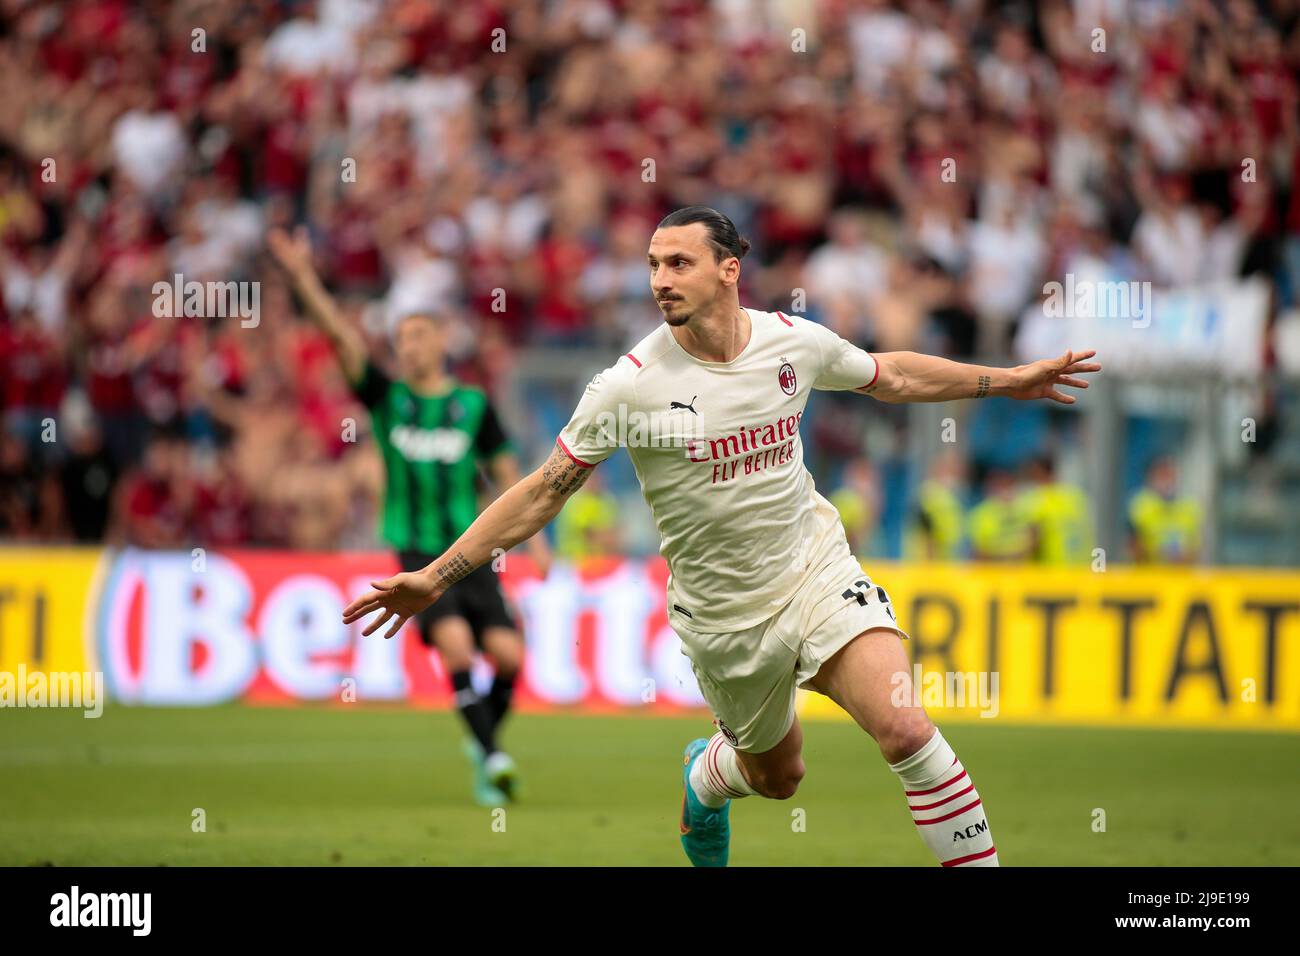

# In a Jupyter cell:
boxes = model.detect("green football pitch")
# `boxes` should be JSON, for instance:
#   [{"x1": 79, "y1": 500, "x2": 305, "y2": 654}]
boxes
[{"x1": 2, "y1": 705, "x2": 1297, "y2": 866}]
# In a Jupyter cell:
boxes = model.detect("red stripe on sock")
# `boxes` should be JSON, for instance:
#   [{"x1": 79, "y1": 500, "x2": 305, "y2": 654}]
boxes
[
  {"x1": 700, "y1": 739, "x2": 723, "y2": 792},
  {"x1": 713, "y1": 739, "x2": 748, "y2": 799},
  {"x1": 703, "y1": 762, "x2": 729, "y2": 798},
  {"x1": 943, "y1": 846, "x2": 998, "y2": 867},
  {"x1": 707, "y1": 737, "x2": 747, "y2": 799},
  {"x1": 703, "y1": 740, "x2": 728, "y2": 795},
  {"x1": 709, "y1": 763, "x2": 747, "y2": 801},
  {"x1": 913, "y1": 798, "x2": 983, "y2": 825},
  {"x1": 909, "y1": 782, "x2": 976, "y2": 812},
  {"x1": 905, "y1": 768, "x2": 967, "y2": 797}
]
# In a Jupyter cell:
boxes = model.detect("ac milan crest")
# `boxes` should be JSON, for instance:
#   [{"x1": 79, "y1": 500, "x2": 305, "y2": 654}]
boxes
[
  {"x1": 778, "y1": 361, "x2": 797, "y2": 395},
  {"x1": 716, "y1": 718, "x2": 739, "y2": 747}
]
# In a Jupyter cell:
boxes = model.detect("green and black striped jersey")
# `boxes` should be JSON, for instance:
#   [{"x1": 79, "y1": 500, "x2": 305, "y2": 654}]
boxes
[{"x1": 352, "y1": 362, "x2": 512, "y2": 553}]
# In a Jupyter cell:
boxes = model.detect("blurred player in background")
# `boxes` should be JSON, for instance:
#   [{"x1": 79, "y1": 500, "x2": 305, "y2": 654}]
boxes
[
  {"x1": 341, "y1": 207, "x2": 1100, "y2": 866},
  {"x1": 267, "y1": 227, "x2": 550, "y2": 806}
]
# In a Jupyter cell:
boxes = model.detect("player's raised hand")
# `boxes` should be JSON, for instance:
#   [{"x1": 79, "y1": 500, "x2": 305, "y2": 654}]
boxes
[
  {"x1": 1006, "y1": 349, "x2": 1101, "y2": 405},
  {"x1": 265, "y1": 225, "x2": 315, "y2": 281},
  {"x1": 342, "y1": 572, "x2": 442, "y2": 640}
]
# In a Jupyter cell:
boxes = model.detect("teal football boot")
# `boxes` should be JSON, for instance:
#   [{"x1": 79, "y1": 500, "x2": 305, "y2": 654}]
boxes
[{"x1": 679, "y1": 738, "x2": 731, "y2": 867}]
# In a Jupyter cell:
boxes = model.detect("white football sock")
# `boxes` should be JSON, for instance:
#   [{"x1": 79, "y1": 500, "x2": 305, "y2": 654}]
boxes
[
  {"x1": 889, "y1": 728, "x2": 999, "y2": 866},
  {"x1": 689, "y1": 732, "x2": 757, "y2": 808}
]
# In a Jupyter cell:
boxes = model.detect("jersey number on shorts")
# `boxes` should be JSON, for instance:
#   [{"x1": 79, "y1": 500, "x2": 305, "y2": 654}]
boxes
[{"x1": 842, "y1": 579, "x2": 897, "y2": 621}]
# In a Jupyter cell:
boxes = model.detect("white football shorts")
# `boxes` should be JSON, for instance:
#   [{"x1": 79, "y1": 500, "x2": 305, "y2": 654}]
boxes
[{"x1": 669, "y1": 524, "x2": 909, "y2": 753}]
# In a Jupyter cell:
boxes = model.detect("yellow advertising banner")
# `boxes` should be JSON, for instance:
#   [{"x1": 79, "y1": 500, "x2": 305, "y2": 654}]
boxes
[
  {"x1": 0, "y1": 548, "x2": 100, "y2": 677},
  {"x1": 800, "y1": 563, "x2": 1300, "y2": 732},
  {"x1": 1, "y1": 548, "x2": 1297, "y2": 731}
]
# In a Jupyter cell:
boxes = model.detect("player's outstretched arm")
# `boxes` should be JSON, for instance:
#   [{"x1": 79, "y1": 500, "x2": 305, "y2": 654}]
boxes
[
  {"x1": 265, "y1": 226, "x2": 368, "y2": 383},
  {"x1": 858, "y1": 349, "x2": 1101, "y2": 404},
  {"x1": 489, "y1": 452, "x2": 554, "y2": 579},
  {"x1": 341, "y1": 442, "x2": 593, "y2": 638}
]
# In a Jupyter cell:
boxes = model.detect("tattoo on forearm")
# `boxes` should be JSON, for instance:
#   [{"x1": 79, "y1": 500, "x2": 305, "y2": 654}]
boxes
[
  {"x1": 974, "y1": 375, "x2": 991, "y2": 399},
  {"x1": 542, "y1": 445, "x2": 594, "y2": 496},
  {"x1": 434, "y1": 552, "x2": 473, "y2": 587}
]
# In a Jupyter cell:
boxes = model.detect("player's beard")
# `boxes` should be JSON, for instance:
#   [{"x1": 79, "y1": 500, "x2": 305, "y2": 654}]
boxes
[{"x1": 660, "y1": 298, "x2": 691, "y2": 326}]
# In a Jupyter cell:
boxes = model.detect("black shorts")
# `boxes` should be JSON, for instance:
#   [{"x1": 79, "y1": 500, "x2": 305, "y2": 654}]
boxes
[{"x1": 397, "y1": 550, "x2": 517, "y2": 646}]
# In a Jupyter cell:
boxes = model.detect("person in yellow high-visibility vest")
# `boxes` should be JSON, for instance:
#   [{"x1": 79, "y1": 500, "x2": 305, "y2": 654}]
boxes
[
  {"x1": 553, "y1": 466, "x2": 622, "y2": 560},
  {"x1": 968, "y1": 469, "x2": 1033, "y2": 561},
  {"x1": 1018, "y1": 455, "x2": 1092, "y2": 565},
  {"x1": 1128, "y1": 456, "x2": 1203, "y2": 564},
  {"x1": 829, "y1": 457, "x2": 881, "y2": 556},
  {"x1": 905, "y1": 450, "x2": 966, "y2": 561}
]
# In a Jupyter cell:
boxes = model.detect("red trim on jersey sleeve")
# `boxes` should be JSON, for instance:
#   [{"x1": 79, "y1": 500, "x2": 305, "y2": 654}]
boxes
[
  {"x1": 775, "y1": 311, "x2": 794, "y2": 327},
  {"x1": 555, "y1": 436, "x2": 595, "y2": 468},
  {"x1": 861, "y1": 355, "x2": 881, "y2": 390},
  {"x1": 625, "y1": 353, "x2": 642, "y2": 367}
]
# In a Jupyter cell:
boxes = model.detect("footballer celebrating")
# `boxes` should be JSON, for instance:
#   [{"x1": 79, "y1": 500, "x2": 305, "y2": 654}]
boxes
[
  {"x1": 268, "y1": 227, "x2": 549, "y2": 806},
  {"x1": 342, "y1": 207, "x2": 1100, "y2": 866}
]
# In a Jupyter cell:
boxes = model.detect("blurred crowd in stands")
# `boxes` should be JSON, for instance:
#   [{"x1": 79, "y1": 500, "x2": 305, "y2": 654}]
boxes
[{"x1": 1, "y1": 0, "x2": 1296, "y2": 560}]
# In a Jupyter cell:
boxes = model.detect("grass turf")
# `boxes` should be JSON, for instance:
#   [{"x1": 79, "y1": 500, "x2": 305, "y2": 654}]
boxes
[{"x1": 2, "y1": 705, "x2": 1297, "y2": 866}]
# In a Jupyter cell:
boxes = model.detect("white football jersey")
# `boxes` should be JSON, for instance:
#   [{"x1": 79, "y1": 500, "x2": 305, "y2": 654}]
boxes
[{"x1": 556, "y1": 308, "x2": 879, "y2": 632}]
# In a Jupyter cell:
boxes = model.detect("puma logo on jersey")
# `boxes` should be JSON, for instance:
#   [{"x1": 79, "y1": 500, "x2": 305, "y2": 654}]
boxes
[
  {"x1": 670, "y1": 396, "x2": 698, "y2": 415},
  {"x1": 389, "y1": 425, "x2": 472, "y2": 462}
]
